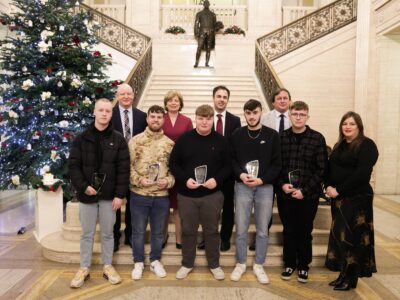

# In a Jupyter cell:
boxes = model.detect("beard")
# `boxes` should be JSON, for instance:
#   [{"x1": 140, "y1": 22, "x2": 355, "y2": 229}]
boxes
[{"x1": 246, "y1": 118, "x2": 260, "y2": 129}]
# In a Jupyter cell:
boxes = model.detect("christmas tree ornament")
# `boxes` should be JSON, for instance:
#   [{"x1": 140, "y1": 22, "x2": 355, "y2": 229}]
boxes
[
  {"x1": 59, "y1": 25, "x2": 64, "y2": 31},
  {"x1": 18, "y1": 104, "x2": 23, "y2": 111},
  {"x1": 26, "y1": 144, "x2": 32, "y2": 150},
  {"x1": 57, "y1": 81, "x2": 63, "y2": 87}
]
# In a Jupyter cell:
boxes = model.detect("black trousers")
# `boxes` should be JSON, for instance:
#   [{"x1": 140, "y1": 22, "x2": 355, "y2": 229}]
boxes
[
  {"x1": 113, "y1": 194, "x2": 131, "y2": 243},
  {"x1": 219, "y1": 178, "x2": 235, "y2": 242},
  {"x1": 277, "y1": 194, "x2": 319, "y2": 270}
]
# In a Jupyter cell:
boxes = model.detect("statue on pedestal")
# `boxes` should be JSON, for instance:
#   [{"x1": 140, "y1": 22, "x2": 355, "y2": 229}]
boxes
[{"x1": 194, "y1": 0, "x2": 217, "y2": 68}]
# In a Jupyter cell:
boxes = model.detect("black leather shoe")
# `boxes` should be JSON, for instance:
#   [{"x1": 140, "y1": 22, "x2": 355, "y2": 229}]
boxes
[
  {"x1": 329, "y1": 273, "x2": 345, "y2": 287},
  {"x1": 333, "y1": 278, "x2": 358, "y2": 291},
  {"x1": 176, "y1": 243, "x2": 182, "y2": 249},
  {"x1": 124, "y1": 237, "x2": 132, "y2": 248},
  {"x1": 333, "y1": 280, "x2": 357, "y2": 291},
  {"x1": 197, "y1": 240, "x2": 205, "y2": 250},
  {"x1": 113, "y1": 240, "x2": 119, "y2": 253},
  {"x1": 249, "y1": 240, "x2": 256, "y2": 251},
  {"x1": 162, "y1": 234, "x2": 169, "y2": 249},
  {"x1": 220, "y1": 240, "x2": 230, "y2": 252}
]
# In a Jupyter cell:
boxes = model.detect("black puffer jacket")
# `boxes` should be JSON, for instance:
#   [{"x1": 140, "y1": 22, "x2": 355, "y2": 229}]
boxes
[{"x1": 69, "y1": 122, "x2": 130, "y2": 203}]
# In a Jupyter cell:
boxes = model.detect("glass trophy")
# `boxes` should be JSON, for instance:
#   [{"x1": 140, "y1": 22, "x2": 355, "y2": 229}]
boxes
[
  {"x1": 194, "y1": 165, "x2": 207, "y2": 185},
  {"x1": 288, "y1": 169, "x2": 301, "y2": 189},
  {"x1": 91, "y1": 173, "x2": 106, "y2": 193},
  {"x1": 148, "y1": 163, "x2": 160, "y2": 183},
  {"x1": 246, "y1": 160, "x2": 259, "y2": 179}
]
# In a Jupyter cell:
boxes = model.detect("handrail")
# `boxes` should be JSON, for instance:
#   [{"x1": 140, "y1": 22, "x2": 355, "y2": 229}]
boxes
[
  {"x1": 77, "y1": 3, "x2": 151, "y2": 60},
  {"x1": 255, "y1": 0, "x2": 357, "y2": 110},
  {"x1": 125, "y1": 41, "x2": 152, "y2": 107},
  {"x1": 255, "y1": 43, "x2": 283, "y2": 110},
  {"x1": 258, "y1": 0, "x2": 357, "y2": 61},
  {"x1": 75, "y1": 3, "x2": 152, "y2": 107}
]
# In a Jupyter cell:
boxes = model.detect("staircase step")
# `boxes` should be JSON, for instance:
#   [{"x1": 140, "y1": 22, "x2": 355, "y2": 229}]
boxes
[{"x1": 41, "y1": 231, "x2": 328, "y2": 267}]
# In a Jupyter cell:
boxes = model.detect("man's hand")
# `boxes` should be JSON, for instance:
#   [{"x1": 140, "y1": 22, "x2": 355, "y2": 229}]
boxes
[
  {"x1": 240, "y1": 173, "x2": 262, "y2": 187},
  {"x1": 203, "y1": 178, "x2": 217, "y2": 190},
  {"x1": 291, "y1": 189, "x2": 304, "y2": 200},
  {"x1": 85, "y1": 186, "x2": 97, "y2": 196},
  {"x1": 325, "y1": 186, "x2": 339, "y2": 199},
  {"x1": 186, "y1": 178, "x2": 199, "y2": 189},
  {"x1": 112, "y1": 197, "x2": 123, "y2": 211},
  {"x1": 282, "y1": 183, "x2": 296, "y2": 194},
  {"x1": 156, "y1": 178, "x2": 168, "y2": 190},
  {"x1": 140, "y1": 178, "x2": 155, "y2": 187}
]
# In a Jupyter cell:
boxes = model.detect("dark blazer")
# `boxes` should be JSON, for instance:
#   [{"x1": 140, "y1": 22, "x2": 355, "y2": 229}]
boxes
[
  {"x1": 112, "y1": 106, "x2": 147, "y2": 137},
  {"x1": 224, "y1": 111, "x2": 241, "y2": 138}
]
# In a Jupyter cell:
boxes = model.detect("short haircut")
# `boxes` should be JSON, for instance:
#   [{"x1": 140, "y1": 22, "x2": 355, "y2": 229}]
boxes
[
  {"x1": 163, "y1": 90, "x2": 184, "y2": 111},
  {"x1": 195, "y1": 104, "x2": 214, "y2": 117},
  {"x1": 244, "y1": 99, "x2": 262, "y2": 111},
  {"x1": 95, "y1": 98, "x2": 112, "y2": 108},
  {"x1": 271, "y1": 88, "x2": 291, "y2": 103},
  {"x1": 147, "y1": 105, "x2": 165, "y2": 115},
  {"x1": 212, "y1": 85, "x2": 230, "y2": 98},
  {"x1": 290, "y1": 101, "x2": 309, "y2": 112}
]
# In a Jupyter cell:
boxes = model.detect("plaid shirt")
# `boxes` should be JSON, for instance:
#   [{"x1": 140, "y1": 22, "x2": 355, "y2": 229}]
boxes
[{"x1": 277, "y1": 126, "x2": 328, "y2": 200}]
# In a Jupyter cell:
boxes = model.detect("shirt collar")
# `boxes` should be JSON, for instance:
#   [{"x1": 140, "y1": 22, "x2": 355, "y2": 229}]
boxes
[
  {"x1": 119, "y1": 105, "x2": 132, "y2": 114},
  {"x1": 274, "y1": 109, "x2": 289, "y2": 118}
]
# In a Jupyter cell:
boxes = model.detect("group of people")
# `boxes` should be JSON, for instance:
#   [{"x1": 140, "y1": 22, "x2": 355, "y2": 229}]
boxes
[{"x1": 68, "y1": 83, "x2": 378, "y2": 292}]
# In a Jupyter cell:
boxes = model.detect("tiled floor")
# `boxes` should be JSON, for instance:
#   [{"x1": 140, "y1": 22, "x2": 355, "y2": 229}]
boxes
[{"x1": 0, "y1": 191, "x2": 399, "y2": 299}]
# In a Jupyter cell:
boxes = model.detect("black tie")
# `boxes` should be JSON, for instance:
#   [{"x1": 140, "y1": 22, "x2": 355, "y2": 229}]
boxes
[{"x1": 279, "y1": 114, "x2": 285, "y2": 135}]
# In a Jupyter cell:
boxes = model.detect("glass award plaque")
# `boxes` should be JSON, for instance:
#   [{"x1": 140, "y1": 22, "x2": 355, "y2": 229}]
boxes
[
  {"x1": 288, "y1": 169, "x2": 301, "y2": 189},
  {"x1": 246, "y1": 160, "x2": 259, "y2": 179},
  {"x1": 194, "y1": 165, "x2": 207, "y2": 185},
  {"x1": 91, "y1": 172, "x2": 106, "y2": 193},
  {"x1": 148, "y1": 163, "x2": 160, "y2": 183}
]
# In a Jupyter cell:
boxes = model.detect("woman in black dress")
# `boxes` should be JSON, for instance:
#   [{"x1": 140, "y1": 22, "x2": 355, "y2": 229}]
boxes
[{"x1": 325, "y1": 111, "x2": 379, "y2": 291}]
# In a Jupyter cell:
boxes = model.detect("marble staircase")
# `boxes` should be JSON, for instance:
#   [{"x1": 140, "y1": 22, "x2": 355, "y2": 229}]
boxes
[
  {"x1": 138, "y1": 74, "x2": 266, "y2": 124},
  {"x1": 41, "y1": 201, "x2": 331, "y2": 267}
]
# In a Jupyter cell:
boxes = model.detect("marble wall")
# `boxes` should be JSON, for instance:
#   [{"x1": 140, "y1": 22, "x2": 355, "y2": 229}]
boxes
[{"x1": 375, "y1": 33, "x2": 400, "y2": 194}]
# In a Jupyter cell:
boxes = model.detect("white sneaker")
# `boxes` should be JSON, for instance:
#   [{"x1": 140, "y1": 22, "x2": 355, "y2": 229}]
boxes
[
  {"x1": 253, "y1": 264, "x2": 269, "y2": 284},
  {"x1": 230, "y1": 263, "x2": 246, "y2": 281},
  {"x1": 176, "y1": 266, "x2": 193, "y2": 279},
  {"x1": 131, "y1": 262, "x2": 144, "y2": 280},
  {"x1": 150, "y1": 260, "x2": 167, "y2": 278},
  {"x1": 210, "y1": 267, "x2": 225, "y2": 280},
  {"x1": 70, "y1": 267, "x2": 90, "y2": 288},
  {"x1": 103, "y1": 265, "x2": 122, "y2": 285}
]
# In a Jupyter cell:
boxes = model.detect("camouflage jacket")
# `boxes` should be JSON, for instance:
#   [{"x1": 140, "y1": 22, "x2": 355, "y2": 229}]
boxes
[{"x1": 128, "y1": 127, "x2": 175, "y2": 196}]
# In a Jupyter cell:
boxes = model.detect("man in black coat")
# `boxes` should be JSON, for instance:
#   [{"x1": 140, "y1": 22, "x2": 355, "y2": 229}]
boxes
[
  {"x1": 197, "y1": 85, "x2": 241, "y2": 252},
  {"x1": 112, "y1": 83, "x2": 147, "y2": 252},
  {"x1": 69, "y1": 98, "x2": 130, "y2": 288}
]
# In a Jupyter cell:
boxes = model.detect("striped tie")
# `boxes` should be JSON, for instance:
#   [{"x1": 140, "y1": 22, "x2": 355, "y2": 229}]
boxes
[{"x1": 124, "y1": 109, "x2": 131, "y2": 142}]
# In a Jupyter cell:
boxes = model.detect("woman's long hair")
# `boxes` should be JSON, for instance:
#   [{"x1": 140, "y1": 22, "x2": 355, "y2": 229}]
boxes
[{"x1": 333, "y1": 111, "x2": 366, "y2": 153}]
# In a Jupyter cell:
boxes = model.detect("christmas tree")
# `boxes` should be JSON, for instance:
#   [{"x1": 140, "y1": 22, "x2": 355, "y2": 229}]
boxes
[{"x1": 0, "y1": 0, "x2": 119, "y2": 196}]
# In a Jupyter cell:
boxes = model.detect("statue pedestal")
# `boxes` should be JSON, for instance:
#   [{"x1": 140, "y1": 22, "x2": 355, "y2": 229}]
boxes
[{"x1": 33, "y1": 188, "x2": 63, "y2": 243}]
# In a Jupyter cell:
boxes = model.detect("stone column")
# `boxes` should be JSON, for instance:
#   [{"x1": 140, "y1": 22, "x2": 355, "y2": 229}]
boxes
[{"x1": 354, "y1": 0, "x2": 377, "y2": 139}]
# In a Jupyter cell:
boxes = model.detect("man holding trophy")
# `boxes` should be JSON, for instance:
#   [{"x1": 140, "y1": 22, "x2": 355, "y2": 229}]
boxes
[
  {"x1": 277, "y1": 101, "x2": 327, "y2": 283},
  {"x1": 169, "y1": 104, "x2": 231, "y2": 280},
  {"x1": 128, "y1": 105, "x2": 175, "y2": 280},
  {"x1": 230, "y1": 99, "x2": 281, "y2": 284},
  {"x1": 69, "y1": 98, "x2": 130, "y2": 288}
]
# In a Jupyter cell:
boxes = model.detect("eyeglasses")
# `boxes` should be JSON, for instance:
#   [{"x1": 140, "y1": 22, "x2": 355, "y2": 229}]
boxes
[{"x1": 290, "y1": 113, "x2": 308, "y2": 118}]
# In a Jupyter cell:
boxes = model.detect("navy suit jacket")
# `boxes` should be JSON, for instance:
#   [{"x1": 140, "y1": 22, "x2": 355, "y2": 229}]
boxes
[{"x1": 112, "y1": 106, "x2": 147, "y2": 137}]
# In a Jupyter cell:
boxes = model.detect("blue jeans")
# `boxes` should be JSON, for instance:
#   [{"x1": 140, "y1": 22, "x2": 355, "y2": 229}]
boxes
[
  {"x1": 130, "y1": 192, "x2": 170, "y2": 263},
  {"x1": 234, "y1": 182, "x2": 274, "y2": 265}
]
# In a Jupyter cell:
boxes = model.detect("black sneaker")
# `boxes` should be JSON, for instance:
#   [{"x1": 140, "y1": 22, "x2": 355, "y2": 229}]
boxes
[
  {"x1": 281, "y1": 267, "x2": 295, "y2": 280},
  {"x1": 297, "y1": 270, "x2": 308, "y2": 283}
]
